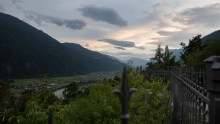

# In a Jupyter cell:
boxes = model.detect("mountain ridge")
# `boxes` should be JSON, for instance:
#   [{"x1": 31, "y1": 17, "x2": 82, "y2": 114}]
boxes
[
  {"x1": 124, "y1": 57, "x2": 149, "y2": 67},
  {"x1": 0, "y1": 12, "x2": 125, "y2": 79},
  {"x1": 202, "y1": 29, "x2": 220, "y2": 43}
]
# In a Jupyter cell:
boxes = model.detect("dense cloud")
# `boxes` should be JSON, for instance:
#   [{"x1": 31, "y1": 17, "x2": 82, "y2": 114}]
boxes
[
  {"x1": 157, "y1": 31, "x2": 175, "y2": 36},
  {"x1": 24, "y1": 11, "x2": 86, "y2": 30},
  {"x1": 144, "y1": 2, "x2": 220, "y2": 48},
  {"x1": 150, "y1": 3, "x2": 220, "y2": 47},
  {"x1": 98, "y1": 39, "x2": 135, "y2": 47},
  {"x1": 114, "y1": 46, "x2": 126, "y2": 50},
  {"x1": 78, "y1": 5, "x2": 127, "y2": 27},
  {"x1": 98, "y1": 39, "x2": 145, "y2": 50},
  {"x1": 136, "y1": 46, "x2": 145, "y2": 50},
  {"x1": 173, "y1": 3, "x2": 220, "y2": 28}
]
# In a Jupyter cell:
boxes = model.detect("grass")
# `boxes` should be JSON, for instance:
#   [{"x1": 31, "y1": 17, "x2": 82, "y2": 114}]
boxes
[{"x1": 12, "y1": 71, "x2": 118, "y2": 87}]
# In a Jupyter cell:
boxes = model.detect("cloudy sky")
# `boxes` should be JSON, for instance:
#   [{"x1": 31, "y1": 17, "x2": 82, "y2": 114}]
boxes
[{"x1": 1, "y1": 0, "x2": 220, "y2": 60}]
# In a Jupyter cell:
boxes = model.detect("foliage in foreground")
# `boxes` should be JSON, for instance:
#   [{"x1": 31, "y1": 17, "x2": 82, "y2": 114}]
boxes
[{"x1": 1, "y1": 67, "x2": 173, "y2": 124}]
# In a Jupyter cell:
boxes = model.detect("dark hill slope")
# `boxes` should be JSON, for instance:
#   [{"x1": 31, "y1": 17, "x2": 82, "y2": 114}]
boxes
[
  {"x1": 202, "y1": 30, "x2": 220, "y2": 43},
  {"x1": 0, "y1": 12, "x2": 124, "y2": 79},
  {"x1": 62, "y1": 43, "x2": 124, "y2": 70}
]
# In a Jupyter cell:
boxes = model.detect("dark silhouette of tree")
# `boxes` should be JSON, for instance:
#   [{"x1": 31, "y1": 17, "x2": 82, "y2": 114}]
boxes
[
  {"x1": 160, "y1": 46, "x2": 180, "y2": 69},
  {"x1": 186, "y1": 39, "x2": 220, "y2": 68},
  {"x1": 63, "y1": 82, "x2": 79, "y2": 99},
  {"x1": 146, "y1": 45, "x2": 180, "y2": 69},
  {"x1": 180, "y1": 34, "x2": 203, "y2": 63},
  {"x1": 150, "y1": 43, "x2": 164, "y2": 64}
]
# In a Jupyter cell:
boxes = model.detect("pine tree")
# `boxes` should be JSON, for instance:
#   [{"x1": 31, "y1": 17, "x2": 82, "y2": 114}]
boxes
[
  {"x1": 151, "y1": 43, "x2": 164, "y2": 64},
  {"x1": 147, "y1": 45, "x2": 180, "y2": 69},
  {"x1": 161, "y1": 46, "x2": 180, "y2": 69}
]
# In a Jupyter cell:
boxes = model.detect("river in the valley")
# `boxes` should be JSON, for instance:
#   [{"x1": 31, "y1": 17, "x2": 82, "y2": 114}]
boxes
[{"x1": 54, "y1": 88, "x2": 65, "y2": 98}]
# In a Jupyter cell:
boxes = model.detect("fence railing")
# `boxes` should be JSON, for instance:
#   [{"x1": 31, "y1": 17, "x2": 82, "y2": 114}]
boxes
[
  {"x1": 169, "y1": 66, "x2": 209, "y2": 124},
  {"x1": 142, "y1": 56, "x2": 220, "y2": 124}
]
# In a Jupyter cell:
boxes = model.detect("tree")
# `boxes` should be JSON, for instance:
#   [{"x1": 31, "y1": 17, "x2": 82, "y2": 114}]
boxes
[
  {"x1": 186, "y1": 39, "x2": 220, "y2": 68},
  {"x1": 63, "y1": 82, "x2": 79, "y2": 99},
  {"x1": 146, "y1": 62, "x2": 155, "y2": 69},
  {"x1": 147, "y1": 45, "x2": 180, "y2": 69},
  {"x1": 180, "y1": 34, "x2": 203, "y2": 63},
  {"x1": 151, "y1": 43, "x2": 164, "y2": 64},
  {"x1": 160, "y1": 46, "x2": 180, "y2": 69},
  {"x1": 17, "y1": 89, "x2": 36, "y2": 112}
]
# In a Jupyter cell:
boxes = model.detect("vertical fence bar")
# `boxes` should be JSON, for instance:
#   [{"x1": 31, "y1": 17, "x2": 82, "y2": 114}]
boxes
[
  {"x1": 198, "y1": 69, "x2": 201, "y2": 123},
  {"x1": 202, "y1": 67, "x2": 206, "y2": 124},
  {"x1": 189, "y1": 68, "x2": 192, "y2": 124},
  {"x1": 183, "y1": 86, "x2": 186, "y2": 123},
  {"x1": 190, "y1": 67, "x2": 195, "y2": 124},
  {"x1": 203, "y1": 69, "x2": 208, "y2": 124},
  {"x1": 112, "y1": 67, "x2": 137, "y2": 124},
  {"x1": 198, "y1": 96, "x2": 201, "y2": 124},
  {"x1": 180, "y1": 65, "x2": 185, "y2": 123},
  {"x1": 204, "y1": 56, "x2": 220, "y2": 124},
  {"x1": 171, "y1": 66, "x2": 180, "y2": 124},
  {"x1": 194, "y1": 68, "x2": 197, "y2": 124},
  {"x1": 187, "y1": 87, "x2": 189, "y2": 124},
  {"x1": 48, "y1": 106, "x2": 54, "y2": 124}
]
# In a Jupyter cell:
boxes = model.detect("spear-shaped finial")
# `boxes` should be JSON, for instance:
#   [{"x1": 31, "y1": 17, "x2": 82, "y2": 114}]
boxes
[{"x1": 112, "y1": 67, "x2": 137, "y2": 124}]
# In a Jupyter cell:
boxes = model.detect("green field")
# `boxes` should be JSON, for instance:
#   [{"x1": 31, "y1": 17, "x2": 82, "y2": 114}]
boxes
[{"x1": 12, "y1": 71, "x2": 119, "y2": 87}]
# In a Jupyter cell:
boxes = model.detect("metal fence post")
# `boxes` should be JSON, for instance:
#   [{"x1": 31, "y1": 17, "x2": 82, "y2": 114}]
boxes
[
  {"x1": 171, "y1": 66, "x2": 180, "y2": 124},
  {"x1": 167, "y1": 66, "x2": 171, "y2": 89},
  {"x1": 180, "y1": 65, "x2": 185, "y2": 123},
  {"x1": 112, "y1": 67, "x2": 137, "y2": 124},
  {"x1": 204, "y1": 56, "x2": 220, "y2": 124},
  {"x1": 48, "y1": 106, "x2": 54, "y2": 124}
]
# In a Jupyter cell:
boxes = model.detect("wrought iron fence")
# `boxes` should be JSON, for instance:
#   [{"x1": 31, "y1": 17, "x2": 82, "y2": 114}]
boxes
[
  {"x1": 169, "y1": 66, "x2": 209, "y2": 124},
  {"x1": 142, "y1": 56, "x2": 220, "y2": 124}
]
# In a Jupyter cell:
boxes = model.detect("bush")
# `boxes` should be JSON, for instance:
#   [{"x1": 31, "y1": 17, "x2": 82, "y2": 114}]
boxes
[{"x1": 5, "y1": 67, "x2": 173, "y2": 124}]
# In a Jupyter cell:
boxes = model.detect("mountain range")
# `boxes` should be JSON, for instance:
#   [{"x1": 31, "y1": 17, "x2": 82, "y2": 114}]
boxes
[
  {"x1": 124, "y1": 58, "x2": 149, "y2": 68},
  {"x1": 0, "y1": 12, "x2": 125, "y2": 79},
  {"x1": 1, "y1": 12, "x2": 219, "y2": 79}
]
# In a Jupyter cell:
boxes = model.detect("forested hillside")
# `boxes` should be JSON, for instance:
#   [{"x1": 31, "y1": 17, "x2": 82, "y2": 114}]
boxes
[
  {"x1": 63, "y1": 43, "x2": 124, "y2": 69},
  {"x1": 0, "y1": 13, "x2": 125, "y2": 79}
]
